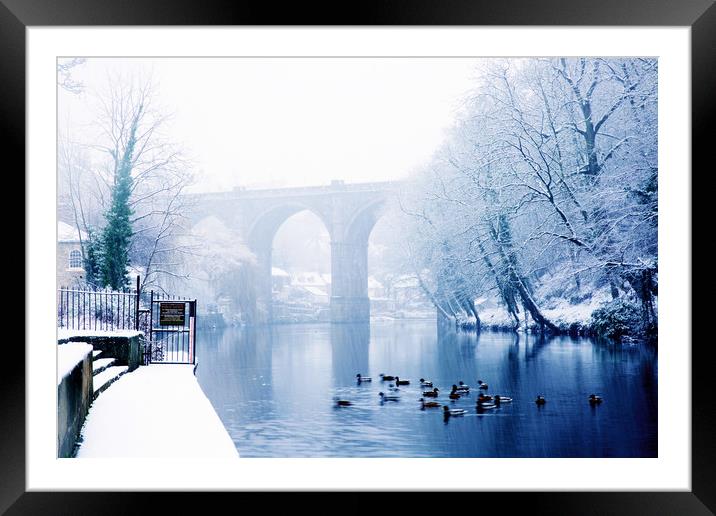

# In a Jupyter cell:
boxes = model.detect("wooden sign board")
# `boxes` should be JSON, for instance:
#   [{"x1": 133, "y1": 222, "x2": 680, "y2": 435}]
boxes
[{"x1": 159, "y1": 302, "x2": 186, "y2": 326}]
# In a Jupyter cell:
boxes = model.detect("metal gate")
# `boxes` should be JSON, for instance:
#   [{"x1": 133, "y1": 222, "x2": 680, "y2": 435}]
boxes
[{"x1": 148, "y1": 291, "x2": 197, "y2": 364}]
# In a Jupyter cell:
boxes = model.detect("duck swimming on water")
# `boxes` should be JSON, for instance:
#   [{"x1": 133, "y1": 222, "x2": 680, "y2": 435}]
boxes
[
  {"x1": 395, "y1": 376, "x2": 410, "y2": 386},
  {"x1": 334, "y1": 397, "x2": 352, "y2": 407},
  {"x1": 477, "y1": 380, "x2": 489, "y2": 390},
  {"x1": 420, "y1": 398, "x2": 441, "y2": 409},
  {"x1": 535, "y1": 395, "x2": 546, "y2": 405},
  {"x1": 423, "y1": 388, "x2": 439, "y2": 398},
  {"x1": 420, "y1": 378, "x2": 433, "y2": 387},
  {"x1": 379, "y1": 392, "x2": 400, "y2": 401},
  {"x1": 456, "y1": 381, "x2": 470, "y2": 392},
  {"x1": 449, "y1": 386, "x2": 461, "y2": 400},
  {"x1": 379, "y1": 374, "x2": 396, "y2": 381},
  {"x1": 443, "y1": 406, "x2": 466, "y2": 417},
  {"x1": 476, "y1": 400, "x2": 497, "y2": 410},
  {"x1": 588, "y1": 394, "x2": 603, "y2": 405},
  {"x1": 356, "y1": 374, "x2": 372, "y2": 383}
]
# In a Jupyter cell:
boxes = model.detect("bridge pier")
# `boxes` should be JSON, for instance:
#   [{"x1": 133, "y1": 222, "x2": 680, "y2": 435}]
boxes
[{"x1": 330, "y1": 240, "x2": 370, "y2": 323}]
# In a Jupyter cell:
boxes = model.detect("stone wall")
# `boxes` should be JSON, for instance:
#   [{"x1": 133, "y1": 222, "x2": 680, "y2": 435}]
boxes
[
  {"x1": 57, "y1": 348, "x2": 93, "y2": 458},
  {"x1": 58, "y1": 333, "x2": 143, "y2": 372},
  {"x1": 57, "y1": 241, "x2": 85, "y2": 288}
]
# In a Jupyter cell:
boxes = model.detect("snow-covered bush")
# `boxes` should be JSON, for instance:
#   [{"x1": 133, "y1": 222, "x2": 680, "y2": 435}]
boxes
[{"x1": 590, "y1": 298, "x2": 642, "y2": 340}]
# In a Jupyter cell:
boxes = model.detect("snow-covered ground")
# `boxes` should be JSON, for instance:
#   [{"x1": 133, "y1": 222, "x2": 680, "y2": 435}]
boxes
[
  {"x1": 478, "y1": 306, "x2": 515, "y2": 328},
  {"x1": 57, "y1": 342, "x2": 93, "y2": 386},
  {"x1": 57, "y1": 329, "x2": 143, "y2": 340},
  {"x1": 542, "y1": 290, "x2": 611, "y2": 328},
  {"x1": 76, "y1": 364, "x2": 239, "y2": 458},
  {"x1": 477, "y1": 289, "x2": 612, "y2": 331}
]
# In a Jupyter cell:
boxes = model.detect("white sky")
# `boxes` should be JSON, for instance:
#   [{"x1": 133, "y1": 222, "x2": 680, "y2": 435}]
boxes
[{"x1": 59, "y1": 57, "x2": 480, "y2": 192}]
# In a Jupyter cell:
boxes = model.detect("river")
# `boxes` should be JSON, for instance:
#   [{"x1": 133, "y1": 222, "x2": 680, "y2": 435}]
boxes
[{"x1": 195, "y1": 320, "x2": 657, "y2": 457}]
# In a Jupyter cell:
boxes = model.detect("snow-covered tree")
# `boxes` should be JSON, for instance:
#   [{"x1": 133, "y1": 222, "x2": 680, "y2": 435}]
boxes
[{"x1": 399, "y1": 58, "x2": 658, "y2": 337}]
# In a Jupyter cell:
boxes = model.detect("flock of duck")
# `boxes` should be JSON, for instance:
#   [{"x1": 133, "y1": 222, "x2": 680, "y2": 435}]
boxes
[{"x1": 336, "y1": 373, "x2": 604, "y2": 419}]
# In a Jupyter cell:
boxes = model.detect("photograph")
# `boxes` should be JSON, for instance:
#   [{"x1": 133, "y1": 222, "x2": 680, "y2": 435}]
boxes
[
  {"x1": 6, "y1": 2, "x2": 709, "y2": 506},
  {"x1": 55, "y1": 55, "x2": 659, "y2": 459}
]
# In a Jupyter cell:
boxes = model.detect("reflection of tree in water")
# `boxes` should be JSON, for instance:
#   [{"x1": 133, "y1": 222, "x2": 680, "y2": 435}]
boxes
[
  {"x1": 524, "y1": 333, "x2": 551, "y2": 362},
  {"x1": 436, "y1": 327, "x2": 481, "y2": 394}
]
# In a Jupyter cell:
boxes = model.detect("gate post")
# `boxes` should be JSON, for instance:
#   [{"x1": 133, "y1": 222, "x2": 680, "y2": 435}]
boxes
[
  {"x1": 189, "y1": 300, "x2": 197, "y2": 365},
  {"x1": 135, "y1": 275, "x2": 140, "y2": 330}
]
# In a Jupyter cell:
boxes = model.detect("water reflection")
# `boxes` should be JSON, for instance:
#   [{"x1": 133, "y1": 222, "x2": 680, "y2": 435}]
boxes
[
  {"x1": 196, "y1": 321, "x2": 657, "y2": 457},
  {"x1": 331, "y1": 323, "x2": 370, "y2": 385}
]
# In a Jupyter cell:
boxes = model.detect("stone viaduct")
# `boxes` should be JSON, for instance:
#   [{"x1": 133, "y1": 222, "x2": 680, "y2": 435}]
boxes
[{"x1": 187, "y1": 180, "x2": 401, "y2": 324}]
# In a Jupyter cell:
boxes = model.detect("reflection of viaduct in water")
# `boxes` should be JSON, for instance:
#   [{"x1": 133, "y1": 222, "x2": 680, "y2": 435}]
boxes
[
  {"x1": 188, "y1": 181, "x2": 400, "y2": 324},
  {"x1": 331, "y1": 323, "x2": 370, "y2": 385}
]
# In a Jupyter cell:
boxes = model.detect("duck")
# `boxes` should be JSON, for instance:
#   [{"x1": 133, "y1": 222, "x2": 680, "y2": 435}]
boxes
[
  {"x1": 387, "y1": 383, "x2": 401, "y2": 392},
  {"x1": 456, "y1": 381, "x2": 470, "y2": 392},
  {"x1": 419, "y1": 378, "x2": 433, "y2": 387},
  {"x1": 379, "y1": 391, "x2": 400, "y2": 401},
  {"x1": 476, "y1": 400, "x2": 497, "y2": 410},
  {"x1": 423, "y1": 388, "x2": 439, "y2": 398},
  {"x1": 356, "y1": 374, "x2": 372, "y2": 383},
  {"x1": 395, "y1": 376, "x2": 410, "y2": 386},
  {"x1": 535, "y1": 395, "x2": 547, "y2": 405},
  {"x1": 477, "y1": 393, "x2": 493, "y2": 402},
  {"x1": 420, "y1": 398, "x2": 441, "y2": 409},
  {"x1": 443, "y1": 406, "x2": 466, "y2": 416},
  {"x1": 477, "y1": 380, "x2": 489, "y2": 390},
  {"x1": 449, "y1": 387, "x2": 461, "y2": 400},
  {"x1": 493, "y1": 395, "x2": 513, "y2": 403},
  {"x1": 334, "y1": 397, "x2": 352, "y2": 407},
  {"x1": 588, "y1": 394, "x2": 603, "y2": 405},
  {"x1": 379, "y1": 373, "x2": 396, "y2": 381}
]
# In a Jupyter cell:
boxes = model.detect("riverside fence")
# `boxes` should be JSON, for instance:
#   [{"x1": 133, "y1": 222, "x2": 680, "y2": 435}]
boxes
[
  {"x1": 57, "y1": 277, "x2": 196, "y2": 366},
  {"x1": 57, "y1": 276, "x2": 144, "y2": 332}
]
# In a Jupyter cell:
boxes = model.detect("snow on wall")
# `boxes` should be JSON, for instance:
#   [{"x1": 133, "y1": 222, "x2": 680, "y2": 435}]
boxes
[
  {"x1": 57, "y1": 342, "x2": 93, "y2": 386},
  {"x1": 57, "y1": 329, "x2": 142, "y2": 341}
]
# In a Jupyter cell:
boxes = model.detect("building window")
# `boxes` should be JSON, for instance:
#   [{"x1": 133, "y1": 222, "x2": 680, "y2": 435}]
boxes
[{"x1": 68, "y1": 249, "x2": 83, "y2": 269}]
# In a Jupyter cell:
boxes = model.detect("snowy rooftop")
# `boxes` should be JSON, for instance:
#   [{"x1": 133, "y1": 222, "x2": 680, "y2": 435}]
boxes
[
  {"x1": 58, "y1": 221, "x2": 88, "y2": 243},
  {"x1": 76, "y1": 364, "x2": 239, "y2": 458},
  {"x1": 368, "y1": 276, "x2": 383, "y2": 289},
  {"x1": 300, "y1": 285, "x2": 329, "y2": 298},
  {"x1": 292, "y1": 271, "x2": 327, "y2": 286}
]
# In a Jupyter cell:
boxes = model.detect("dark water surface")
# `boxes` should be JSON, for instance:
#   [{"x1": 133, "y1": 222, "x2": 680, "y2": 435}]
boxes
[{"x1": 195, "y1": 321, "x2": 657, "y2": 457}]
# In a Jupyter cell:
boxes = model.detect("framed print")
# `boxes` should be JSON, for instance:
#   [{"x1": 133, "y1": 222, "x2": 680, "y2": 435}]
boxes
[{"x1": 5, "y1": 0, "x2": 713, "y2": 512}]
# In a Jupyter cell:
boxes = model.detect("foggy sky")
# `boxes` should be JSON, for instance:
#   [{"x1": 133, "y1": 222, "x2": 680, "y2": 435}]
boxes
[{"x1": 59, "y1": 57, "x2": 480, "y2": 192}]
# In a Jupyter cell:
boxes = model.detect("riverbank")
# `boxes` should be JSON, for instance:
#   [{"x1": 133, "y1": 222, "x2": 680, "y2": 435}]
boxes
[
  {"x1": 75, "y1": 364, "x2": 239, "y2": 458},
  {"x1": 452, "y1": 291, "x2": 657, "y2": 343}
]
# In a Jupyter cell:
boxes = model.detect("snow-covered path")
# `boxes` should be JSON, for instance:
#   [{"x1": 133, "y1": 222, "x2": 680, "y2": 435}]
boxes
[{"x1": 76, "y1": 364, "x2": 239, "y2": 458}]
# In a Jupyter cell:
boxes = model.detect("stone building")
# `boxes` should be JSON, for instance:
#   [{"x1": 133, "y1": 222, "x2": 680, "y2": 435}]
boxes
[{"x1": 57, "y1": 221, "x2": 87, "y2": 288}]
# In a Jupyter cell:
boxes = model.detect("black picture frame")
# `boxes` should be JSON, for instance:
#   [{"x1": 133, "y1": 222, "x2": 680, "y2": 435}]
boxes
[{"x1": 4, "y1": 0, "x2": 712, "y2": 512}]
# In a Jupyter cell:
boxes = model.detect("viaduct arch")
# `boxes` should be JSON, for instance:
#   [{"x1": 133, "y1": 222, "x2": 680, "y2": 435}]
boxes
[{"x1": 187, "y1": 180, "x2": 399, "y2": 324}]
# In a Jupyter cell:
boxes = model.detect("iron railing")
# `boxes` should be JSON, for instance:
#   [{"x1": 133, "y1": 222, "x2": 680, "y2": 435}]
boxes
[
  {"x1": 57, "y1": 277, "x2": 197, "y2": 366},
  {"x1": 57, "y1": 276, "x2": 143, "y2": 331}
]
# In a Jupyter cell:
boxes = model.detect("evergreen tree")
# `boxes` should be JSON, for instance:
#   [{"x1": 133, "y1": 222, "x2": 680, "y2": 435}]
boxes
[
  {"x1": 100, "y1": 109, "x2": 140, "y2": 289},
  {"x1": 83, "y1": 227, "x2": 103, "y2": 287}
]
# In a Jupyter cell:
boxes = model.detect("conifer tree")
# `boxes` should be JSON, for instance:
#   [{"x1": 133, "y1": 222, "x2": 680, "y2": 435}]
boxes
[
  {"x1": 82, "y1": 227, "x2": 103, "y2": 287},
  {"x1": 100, "y1": 107, "x2": 141, "y2": 289}
]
